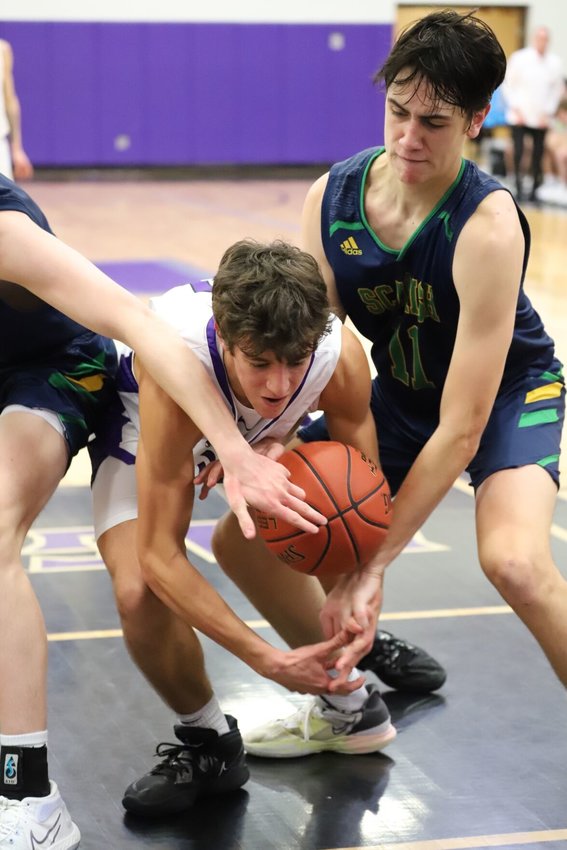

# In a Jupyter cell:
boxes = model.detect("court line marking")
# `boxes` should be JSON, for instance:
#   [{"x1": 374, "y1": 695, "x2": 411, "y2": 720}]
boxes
[
  {"x1": 24, "y1": 520, "x2": 216, "y2": 572},
  {"x1": 327, "y1": 828, "x2": 567, "y2": 850},
  {"x1": 46, "y1": 607, "x2": 514, "y2": 642},
  {"x1": 24, "y1": 524, "x2": 447, "y2": 574}
]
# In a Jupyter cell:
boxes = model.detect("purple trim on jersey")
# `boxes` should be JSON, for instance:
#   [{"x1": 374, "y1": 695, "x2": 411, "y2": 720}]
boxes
[
  {"x1": 117, "y1": 350, "x2": 139, "y2": 394},
  {"x1": 206, "y1": 317, "x2": 237, "y2": 418},
  {"x1": 114, "y1": 446, "x2": 136, "y2": 466},
  {"x1": 88, "y1": 403, "x2": 135, "y2": 481},
  {"x1": 191, "y1": 278, "x2": 214, "y2": 293},
  {"x1": 205, "y1": 316, "x2": 316, "y2": 443}
]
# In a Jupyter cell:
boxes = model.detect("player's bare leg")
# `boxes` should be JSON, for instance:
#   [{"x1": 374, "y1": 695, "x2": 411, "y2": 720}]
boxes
[
  {"x1": 0, "y1": 412, "x2": 80, "y2": 848},
  {"x1": 213, "y1": 510, "x2": 396, "y2": 758},
  {"x1": 99, "y1": 519, "x2": 214, "y2": 711},
  {"x1": 99, "y1": 518, "x2": 249, "y2": 816},
  {"x1": 476, "y1": 465, "x2": 567, "y2": 686},
  {"x1": 0, "y1": 413, "x2": 67, "y2": 736},
  {"x1": 212, "y1": 510, "x2": 326, "y2": 647}
]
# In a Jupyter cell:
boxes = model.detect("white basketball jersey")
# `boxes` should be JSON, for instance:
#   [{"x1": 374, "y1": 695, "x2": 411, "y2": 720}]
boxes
[{"x1": 148, "y1": 282, "x2": 342, "y2": 472}]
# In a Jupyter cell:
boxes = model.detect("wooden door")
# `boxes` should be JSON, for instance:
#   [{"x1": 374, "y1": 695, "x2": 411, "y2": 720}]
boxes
[{"x1": 395, "y1": 6, "x2": 526, "y2": 56}]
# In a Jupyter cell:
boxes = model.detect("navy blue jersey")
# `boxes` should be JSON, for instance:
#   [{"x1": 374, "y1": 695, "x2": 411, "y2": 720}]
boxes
[
  {"x1": 322, "y1": 147, "x2": 556, "y2": 426},
  {"x1": 0, "y1": 175, "x2": 93, "y2": 366}
]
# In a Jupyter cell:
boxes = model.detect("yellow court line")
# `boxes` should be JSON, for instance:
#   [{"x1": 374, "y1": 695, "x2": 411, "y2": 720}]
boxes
[
  {"x1": 327, "y1": 828, "x2": 567, "y2": 850},
  {"x1": 379, "y1": 606, "x2": 512, "y2": 621},
  {"x1": 46, "y1": 607, "x2": 513, "y2": 642},
  {"x1": 48, "y1": 629, "x2": 123, "y2": 642}
]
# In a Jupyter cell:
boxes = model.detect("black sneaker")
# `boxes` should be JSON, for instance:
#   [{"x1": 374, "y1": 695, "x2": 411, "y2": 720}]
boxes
[
  {"x1": 358, "y1": 630, "x2": 446, "y2": 693},
  {"x1": 122, "y1": 715, "x2": 250, "y2": 817}
]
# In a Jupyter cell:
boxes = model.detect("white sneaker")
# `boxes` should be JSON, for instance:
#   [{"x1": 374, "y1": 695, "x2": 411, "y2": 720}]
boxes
[
  {"x1": 0, "y1": 781, "x2": 80, "y2": 849},
  {"x1": 243, "y1": 684, "x2": 396, "y2": 758}
]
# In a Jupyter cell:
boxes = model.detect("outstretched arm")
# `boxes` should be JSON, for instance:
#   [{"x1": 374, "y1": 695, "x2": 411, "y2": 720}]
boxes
[
  {"x1": 0, "y1": 210, "x2": 325, "y2": 536},
  {"x1": 135, "y1": 364, "x2": 353, "y2": 695}
]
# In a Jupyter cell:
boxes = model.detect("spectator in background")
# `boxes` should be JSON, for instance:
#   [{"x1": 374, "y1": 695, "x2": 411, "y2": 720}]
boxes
[
  {"x1": 540, "y1": 96, "x2": 567, "y2": 204},
  {"x1": 473, "y1": 84, "x2": 509, "y2": 175},
  {"x1": 0, "y1": 39, "x2": 33, "y2": 181},
  {"x1": 503, "y1": 26, "x2": 564, "y2": 202}
]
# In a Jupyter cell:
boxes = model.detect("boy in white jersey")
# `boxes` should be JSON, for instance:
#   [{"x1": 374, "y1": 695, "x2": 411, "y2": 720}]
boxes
[{"x1": 91, "y1": 239, "x2": 399, "y2": 817}]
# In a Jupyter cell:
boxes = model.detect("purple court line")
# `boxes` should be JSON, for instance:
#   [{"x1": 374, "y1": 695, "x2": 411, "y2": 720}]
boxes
[
  {"x1": 96, "y1": 259, "x2": 212, "y2": 295},
  {"x1": 24, "y1": 523, "x2": 217, "y2": 571}
]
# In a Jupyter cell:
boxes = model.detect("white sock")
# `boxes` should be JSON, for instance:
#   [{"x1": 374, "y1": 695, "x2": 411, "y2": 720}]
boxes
[
  {"x1": 0, "y1": 731, "x2": 48, "y2": 748},
  {"x1": 318, "y1": 669, "x2": 368, "y2": 713},
  {"x1": 178, "y1": 695, "x2": 229, "y2": 736}
]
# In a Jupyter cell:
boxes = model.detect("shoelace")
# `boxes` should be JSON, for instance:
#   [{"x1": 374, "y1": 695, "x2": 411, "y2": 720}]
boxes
[
  {"x1": 151, "y1": 742, "x2": 196, "y2": 778},
  {"x1": 282, "y1": 700, "x2": 319, "y2": 742},
  {"x1": 0, "y1": 797, "x2": 22, "y2": 838},
  {"x1": 376, "y1": 634, "x2": 417, "y2": 668}
]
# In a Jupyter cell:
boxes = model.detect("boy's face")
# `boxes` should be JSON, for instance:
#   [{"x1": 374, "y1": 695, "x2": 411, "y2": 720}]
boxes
[
  {"x1": 224, "y1": 344, "x2": 312, "y2": 419},
  {"x1": 384, "y1": 74, "x2": 487, "y2": 184}
]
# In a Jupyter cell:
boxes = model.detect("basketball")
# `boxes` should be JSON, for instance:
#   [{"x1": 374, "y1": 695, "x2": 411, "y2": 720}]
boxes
[{"x1": 256, "y1": 441, "x2": 392, "y2": 578}]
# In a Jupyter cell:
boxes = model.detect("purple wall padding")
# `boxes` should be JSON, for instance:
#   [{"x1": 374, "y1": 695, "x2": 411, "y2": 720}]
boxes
[{"x1": 0, "y1": 22, "x2": 391, "y2": 167}]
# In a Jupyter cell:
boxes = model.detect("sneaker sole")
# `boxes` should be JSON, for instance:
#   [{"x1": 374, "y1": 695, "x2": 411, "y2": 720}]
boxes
[
  {"x1": 122, "y1": 765, "x2": 250, "y2": 817},
  {"x1": 244, "y1": 723, "x2": 396, "y2": 759}
]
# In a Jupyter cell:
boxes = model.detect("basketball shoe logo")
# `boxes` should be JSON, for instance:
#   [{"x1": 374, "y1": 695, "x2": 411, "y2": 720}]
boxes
[
  {"x1": 340, "y1": 237, "x2": 362, "y2": 255},
  {"x1": 3, "y1": 752, "x2": 18, "y2": 784},
  {"x1": 30, "y1": 812, "x2": 62, "y2": 848}
]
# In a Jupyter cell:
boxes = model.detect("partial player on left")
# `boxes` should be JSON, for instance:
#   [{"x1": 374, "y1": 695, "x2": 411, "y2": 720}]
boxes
[{"x1": 0, "y1": 177, "x2": 326, "y2": 849}]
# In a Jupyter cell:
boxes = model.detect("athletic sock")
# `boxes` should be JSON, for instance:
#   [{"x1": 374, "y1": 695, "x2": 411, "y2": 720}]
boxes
[
  {"x1": 0, "y1": 731, "x2": 50, "y2": 800},
  {"x1": 178, "y1": 695, "x2": 230, "y2": 736},
  {"x1": 319, "y1": 668, "x2": 369, "y2": 713}
]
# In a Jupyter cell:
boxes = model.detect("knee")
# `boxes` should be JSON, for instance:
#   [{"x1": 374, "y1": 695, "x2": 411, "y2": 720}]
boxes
[
  {"x1": 0, "y1": 500, "x2": 31, "y2": 565},
  {"x1": 479, "y1": 547, "x2": 553, "y2": 607},
  {"x1": 112, "y1": 567, "x2": 153, "y2": 625},
  {"x1": 211, "y1": 516, "x2": 233, "y2": 574}
]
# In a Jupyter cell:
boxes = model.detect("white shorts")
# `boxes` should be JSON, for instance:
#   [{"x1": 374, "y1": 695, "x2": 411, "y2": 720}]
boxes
[
  {"x1": 92, "y1": 454, "x2": 138, "y2": 541},
  {"x1": 90, "y1": 340, "x2": 141, "y2": 540}
]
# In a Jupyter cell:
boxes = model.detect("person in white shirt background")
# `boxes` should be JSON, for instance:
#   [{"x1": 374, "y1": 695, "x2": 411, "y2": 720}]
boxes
[
  {"x1": 0, "y1": 39, "x2": 33, "y2": 182},
  {"x1": 503, "y1": 26, "x2": 564, "y2": 203}
]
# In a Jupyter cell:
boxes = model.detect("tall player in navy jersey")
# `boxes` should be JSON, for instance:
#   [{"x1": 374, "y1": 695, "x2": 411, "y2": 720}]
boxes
[{"x1": 244, "y1": 10, "x2": 567, "y2": 754}]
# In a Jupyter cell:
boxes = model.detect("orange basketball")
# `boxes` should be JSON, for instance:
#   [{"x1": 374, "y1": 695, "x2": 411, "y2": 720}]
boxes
[{"x1": 256, "y1": 441, "x2": 392, "y2": 578}]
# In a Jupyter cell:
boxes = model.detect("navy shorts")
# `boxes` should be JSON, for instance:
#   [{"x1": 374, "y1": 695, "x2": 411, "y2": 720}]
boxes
[
  {"x1": 0, "y1": 331, "x2": 118, "y2": 462},
  {"x1": 298, "y1": 361, "x2": 565, "y2": 496}
]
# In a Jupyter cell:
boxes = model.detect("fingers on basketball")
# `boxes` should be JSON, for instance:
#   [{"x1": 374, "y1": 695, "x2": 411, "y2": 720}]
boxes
[{"x1": 256, "y1": 441, "x2": 392, "y2": 578}]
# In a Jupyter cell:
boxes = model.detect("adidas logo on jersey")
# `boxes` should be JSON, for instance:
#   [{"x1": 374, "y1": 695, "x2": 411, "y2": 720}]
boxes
[{"x1": 340, "y1": 237, "x2": 362, "y2": 255}]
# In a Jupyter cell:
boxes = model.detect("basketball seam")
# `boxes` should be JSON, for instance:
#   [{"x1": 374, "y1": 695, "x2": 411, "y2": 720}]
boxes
[
  {"x1": 297, "y1": 443, "x2": 361, "y2": 569},
  {"x1": 259, "y1": 442, "x2": 391, "y2": 576}
]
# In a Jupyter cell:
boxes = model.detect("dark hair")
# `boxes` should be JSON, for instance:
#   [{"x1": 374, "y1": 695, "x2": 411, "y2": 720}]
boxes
[
  {"x1": 212, "y1": 239, "x2": 331, "y2": 363},
  {"x1": 375, "y1": 10, "x2": 507, "y2": 118}
]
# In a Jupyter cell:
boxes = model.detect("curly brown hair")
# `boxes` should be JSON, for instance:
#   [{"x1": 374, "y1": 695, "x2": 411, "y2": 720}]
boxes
[{"x1": 212, "y1": 239, "x2": 332, "y2": 364}]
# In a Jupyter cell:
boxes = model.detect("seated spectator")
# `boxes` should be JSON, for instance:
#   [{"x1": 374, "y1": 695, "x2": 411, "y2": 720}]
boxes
[{"x1": 541, "y1": 98, "x2": 567, "y2": 202}]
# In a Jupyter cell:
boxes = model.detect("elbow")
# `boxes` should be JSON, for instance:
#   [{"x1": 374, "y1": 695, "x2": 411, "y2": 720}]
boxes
[
  {"x1": 445, "y1": 414, "x2": 486, "y2": 464},
  {"x1": 138, "y1": 548, "x2": 163, "y2": 595},
  {"x1": 458, "y1": 419, "x2": 485, "y2": 462},
  {"x1": 461, "y1": 431, "x2": 482, "y2": 464}
]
